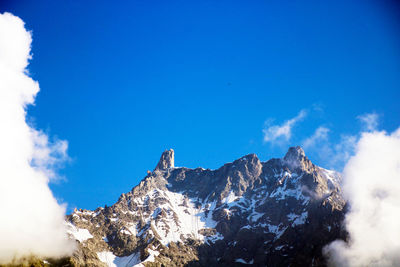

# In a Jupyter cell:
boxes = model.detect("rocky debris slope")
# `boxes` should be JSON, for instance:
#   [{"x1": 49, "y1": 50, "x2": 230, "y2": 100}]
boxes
[{"x1": 66, "y1": 147, "x2": 346, "y2": 267}]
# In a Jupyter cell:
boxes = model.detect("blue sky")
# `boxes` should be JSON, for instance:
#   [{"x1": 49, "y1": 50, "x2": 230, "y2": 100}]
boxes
[{"x1": 1, "y1": 0, "x2": 400, "y2": 211}]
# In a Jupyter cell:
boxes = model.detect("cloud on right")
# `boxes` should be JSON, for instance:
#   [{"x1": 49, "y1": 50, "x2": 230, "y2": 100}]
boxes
[
  {"x1": 294, "y1": 110, "x2": 400, "y2": 266},
  {"x1": 323, "y1": 127, "x2": 400, "y2": 267}
]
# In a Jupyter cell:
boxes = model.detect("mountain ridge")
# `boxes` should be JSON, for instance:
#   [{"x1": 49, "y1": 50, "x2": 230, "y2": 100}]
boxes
[{"x1": 65, "y1": 147, "x2": 347, "y2": 267}]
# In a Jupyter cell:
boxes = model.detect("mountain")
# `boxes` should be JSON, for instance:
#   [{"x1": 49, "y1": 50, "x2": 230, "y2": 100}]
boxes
[{"x1": 65, "y1": 147, "x2": 346, "y2": 267}]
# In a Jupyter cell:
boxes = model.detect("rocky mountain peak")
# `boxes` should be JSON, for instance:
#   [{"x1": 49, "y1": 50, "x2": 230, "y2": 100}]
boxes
[
  {"x1": 154, "y1": 149, "x2": 174, "y2": 171},
  {"x1": 282, "y1": 146, "x2": 312, "y2": 171},
  {"x1": 238, "y1": 153, "x2": 258, "y2": 161},
  {"x1": 234, "y1": 153, "x2": 260, "y2": 168},
  {"x1": 66, "y1": 147, "x2": 346, "y2": 267},
  {"x1": 284, "y1": 146, "x2": 305, "y2": 161}
]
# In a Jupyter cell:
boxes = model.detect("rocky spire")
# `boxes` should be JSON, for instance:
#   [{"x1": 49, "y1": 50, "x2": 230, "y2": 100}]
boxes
[
  {"x1": 284, "y1": 146, "x2": 305, "y2": 162},
  {"x1": 154, "y1": 149, "x2": 174, "y2": 171},
  {"x1": 283, "y1": 146, "x2": 312, "y2": 171}
]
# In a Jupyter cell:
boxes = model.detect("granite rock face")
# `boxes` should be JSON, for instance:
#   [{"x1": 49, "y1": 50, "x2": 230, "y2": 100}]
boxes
[
  {"x1": 66, "y1": 147, "x2": 346, "y2": 267},
  {"x1": 155, "y1": 149, "x2": 175, "y2": 171}
]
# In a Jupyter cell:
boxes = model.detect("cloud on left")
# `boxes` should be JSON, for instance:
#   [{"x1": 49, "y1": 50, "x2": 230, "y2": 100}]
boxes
[{"x1": 0, "y1": 12, "x2": 75, "y2": 263}]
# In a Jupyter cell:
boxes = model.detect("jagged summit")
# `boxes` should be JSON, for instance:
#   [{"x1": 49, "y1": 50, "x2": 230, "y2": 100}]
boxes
[
  {"x1": 282, "y1": 146, "x2": 313, "y2": 171},
  {"x1": 66, "y1": 146, "x2": 346, "y2": 267},
  {"x1": 237, "y1": 153, "x2": 259, "y2": 161},
  {"x1": 155, "y1": 148, "x2": 306, "y2": 173},
  {"x1": 284, "y1": 146, "x2": 306, "y2": 161},
  {"x1": 154, "y1": 149, "x2": 174, "y2": 171}
]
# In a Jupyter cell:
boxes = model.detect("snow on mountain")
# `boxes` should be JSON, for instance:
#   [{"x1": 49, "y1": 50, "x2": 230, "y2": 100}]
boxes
[{"x1": 65, "y1": 147, "x2": 346, "y2": 267}]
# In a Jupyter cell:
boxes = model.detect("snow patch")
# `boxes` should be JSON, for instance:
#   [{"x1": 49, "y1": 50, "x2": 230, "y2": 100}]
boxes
[
  {"x1": 97, "y1": 251, "x2": 142, "y2": 267},
  {"x1": 249, "y1": 211, "x2": 264, "y2": 222},
  {"x1": 206, "y1": 232, "x2": 224, "y2": 243},
  {"x1": 235, "y1": 258, "x2": 254, "y2": 264},
  {"x1": 66, "y1": 223, "x2": 93, "y2": 243},
  {"x1": 120, "y1": 229, "x2": 131, "y2": 235},
  {"x1": 321, "y1": 168, "x2": 341, "y2": 191},
  {"x1": 127, "y1": 223, "x2": 138, "y2": 236},
  {"x1": 222, "y1": 190, "x2": 239, "y2": 204},
  {"x1": 293, "y1": 212, "x2": 308, "y2": 226},
  {"x1": 265, "y1": 223, "x2": 287, "y2": 239},
  {"x1": 287, "y1": 211, "x2": 308, "y2": 226},
  {"x1": 136, "y1": 189, "x2": 219, "y2": 246},
  {"x1": 142, "y1": 249, "x2": 160, "y2": 264}
]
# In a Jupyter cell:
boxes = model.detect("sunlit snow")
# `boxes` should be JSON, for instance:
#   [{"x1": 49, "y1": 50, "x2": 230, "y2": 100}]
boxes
[{"x1": 66, "y1": 223, "x2": 93, "y2": 243}]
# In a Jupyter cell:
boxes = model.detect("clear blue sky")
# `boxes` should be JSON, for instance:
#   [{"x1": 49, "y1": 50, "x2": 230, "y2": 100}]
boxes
[{"x1": 1, "y1": 0, "x2": 400, "y2": 211}]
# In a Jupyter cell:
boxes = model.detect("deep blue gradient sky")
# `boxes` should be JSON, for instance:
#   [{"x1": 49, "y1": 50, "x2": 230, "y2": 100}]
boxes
[{"x1": 2, "y1": 0, "x2": 400, "y2": 211}]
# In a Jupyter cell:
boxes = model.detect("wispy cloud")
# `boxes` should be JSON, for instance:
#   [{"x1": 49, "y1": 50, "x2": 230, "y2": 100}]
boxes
[
  {"x1": 357, "y1": 112, "x2": 379, "y2": 132},
  {"x1": 301, "y1": 112, "x2": 382, "y2": 171},
  {"x1": 263, "y1": 110, "x2": 307, "y2": 144},
  {"x1": 0, "y1": 12, "x2": 74, "y2": 263},
  {"x1": 303, "y1": 126, "x2": 330, "y2": 149},
  {"x1": 306, "y1": 132, "x2": 357, "y2": 171}
]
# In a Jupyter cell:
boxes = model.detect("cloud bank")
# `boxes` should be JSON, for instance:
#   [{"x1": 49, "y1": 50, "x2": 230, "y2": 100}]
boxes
[
  {"x1": 324, "y1": 128, "x2": 400, "y2": 267},
  {"x1": 0, "y1": 12, "x2": 75, "y2": 263},
  {"x1": 263, "y1": 110, "x2": 307, "y2": 144}
]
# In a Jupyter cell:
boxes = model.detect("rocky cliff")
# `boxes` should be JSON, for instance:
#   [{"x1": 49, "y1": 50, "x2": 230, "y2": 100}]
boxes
[{"x1": 65, "y1": 147, "x2": 346, "y2": 267}]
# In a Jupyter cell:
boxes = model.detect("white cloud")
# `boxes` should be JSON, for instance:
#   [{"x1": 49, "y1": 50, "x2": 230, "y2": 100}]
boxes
[
  {"x1": 263, "y1": 110, "x2": 307, "y2": 144},
  {"x1": 357, "y1": 112, "x2": 379, "y2": 132},
  {"x1": 303, "y1": 126, "x2": 330, "y2": 149},
  {"x1": 0, "y1": 12, "x2": 75, "y2": 263},
  {"x1": 324, "y1": 128, "x2": 400, "y2": 267}
]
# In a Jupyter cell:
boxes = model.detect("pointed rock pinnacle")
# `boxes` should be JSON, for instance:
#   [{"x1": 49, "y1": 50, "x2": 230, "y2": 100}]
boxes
[{"x1": 155, "y1": 149, "x2": 175, "y2": 171}]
